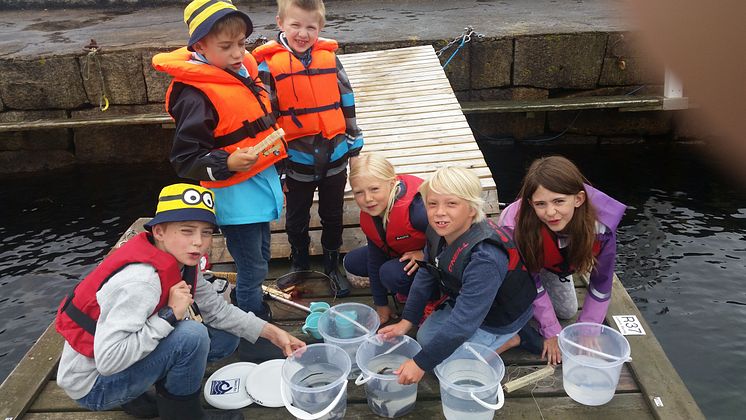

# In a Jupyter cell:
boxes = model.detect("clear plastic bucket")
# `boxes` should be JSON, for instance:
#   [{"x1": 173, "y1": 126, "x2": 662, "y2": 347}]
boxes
[
  {"x1": 558, "y1": 322, "x2": 631, "y2": 406},
  {"x1": 318, "y1": 303, "x2": 380, "y2": 379},
  {"x1": 354, "y1": 335, "x2": 422, "y2": 418},
  {"x1": 434, "y1": 342, "x2": 505, "y2": 420},
  {"x1": 280, "y1": 344, "x2": 351, "y2": 420}
]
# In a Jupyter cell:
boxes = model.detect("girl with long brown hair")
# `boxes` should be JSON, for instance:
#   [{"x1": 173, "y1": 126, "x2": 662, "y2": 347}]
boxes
[{"x1": 499, "y1": 156, "x2": 626, "y2": 364}]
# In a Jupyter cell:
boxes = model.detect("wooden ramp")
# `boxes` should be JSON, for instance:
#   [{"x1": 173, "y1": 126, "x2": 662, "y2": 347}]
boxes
[{"x1": 210, "y1": 45, "x2": 495, "y2": 261}]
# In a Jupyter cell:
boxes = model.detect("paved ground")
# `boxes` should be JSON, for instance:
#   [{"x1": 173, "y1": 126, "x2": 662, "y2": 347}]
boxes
[{"x1": 0, "y1": 0, "x2": 632, "y2": 58}]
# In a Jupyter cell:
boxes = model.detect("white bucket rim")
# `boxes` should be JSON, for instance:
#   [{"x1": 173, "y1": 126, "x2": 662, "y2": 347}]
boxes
[
  {"x1": 558, "y1": 322, "x2": 631, "y2": 368},
  {"x1": 434, "y1": 343, "x2": 505, "y2": 394},
  {"x1": 282, "y1": 343, "x2": 352, "y2": 393},
  {"x1": 355, "y1": 335, "x2": 422, "y2": 382},
  {"x1": 317, "y1": 303, "x2": 380, "y2": 343}
]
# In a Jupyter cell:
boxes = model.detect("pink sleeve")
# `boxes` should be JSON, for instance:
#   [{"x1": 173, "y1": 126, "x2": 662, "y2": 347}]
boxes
[
  {"x1": 533, "y1": 290, "x2": 562, "y2": 338},
  {"x1": 497, "y1": 200, "x2": 521, "y2": 229}
]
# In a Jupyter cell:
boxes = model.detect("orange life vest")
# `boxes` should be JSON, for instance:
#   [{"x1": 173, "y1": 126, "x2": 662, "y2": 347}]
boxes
[
  {"x1": 252, "y1": 39, "x2": 346, "y2": 141},
  {"x1": 153, "y1": 47, "x2": 287, "y2": 188},
  {"x1": 55, "y1": 233, "x2": 193, "y2": 357}
]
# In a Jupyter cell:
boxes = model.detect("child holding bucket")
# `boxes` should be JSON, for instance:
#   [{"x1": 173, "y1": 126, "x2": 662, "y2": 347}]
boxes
[
  {"x1": 498, "y1": 155, "x2": 626, "y2": 365},
  {"x1": 379, "y1": 166, "x2": 536, "y2": 385},
  {"x1": 344, "y1": 153, "x2": 429, "y2": 324}
]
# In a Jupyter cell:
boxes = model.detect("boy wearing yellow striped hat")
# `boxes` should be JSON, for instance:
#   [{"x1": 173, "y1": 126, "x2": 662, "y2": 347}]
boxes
[
  {"x1": 153, "y1": 1, "x2": 289, "y2": 364},
  {"x1": 55, "y1": 184, "x2": 304, "y2": 420}
]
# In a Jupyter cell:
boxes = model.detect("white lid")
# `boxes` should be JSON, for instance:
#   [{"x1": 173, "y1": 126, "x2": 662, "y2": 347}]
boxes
[
  {"x1": 245, "y1": 359, "x2": 286, "y2": 407},
  {"x1": 203, "y1": 362, "x2": 257, "y2": 410}
]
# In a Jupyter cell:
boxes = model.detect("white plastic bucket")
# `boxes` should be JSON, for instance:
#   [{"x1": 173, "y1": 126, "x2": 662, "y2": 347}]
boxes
[
  {"x1": 558, "y1": 322, "x2": 631, "y2": 406},
  {"x1": 434, "y1": 342, "x2": 505, "y2": 420},
  {"x1": 318, "y1": 303, "x2": 380, "y2": 379},
  {"x1": 281, "y1": 344, "x2": 351, "y2": 420},
  {"x1": 355, "y1": 335, "x2": 422, "y2": 418}
]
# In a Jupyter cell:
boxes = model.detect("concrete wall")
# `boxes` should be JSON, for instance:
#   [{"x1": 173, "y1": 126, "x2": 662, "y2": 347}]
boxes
[{"x1": 0, "y1": 33, "x2": 703, "y2": 173}]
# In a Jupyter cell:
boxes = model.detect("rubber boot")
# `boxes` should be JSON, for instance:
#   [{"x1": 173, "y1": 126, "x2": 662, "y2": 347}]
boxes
[
  {"x1": 155, "y1": 387, "x2": 243, "y2": 420},
  {"x1": 323, "y1": 248, "x2": 351, "y2": 297},
  {"x1": 238, "y1": 301, "x2": 285, "y2": 363},
  {"x1": 121, "y1": 389, "x2": 158, "y2": 418},
  {"x1": 276, "y1": 245, "x2": 312, "y2": 290}
]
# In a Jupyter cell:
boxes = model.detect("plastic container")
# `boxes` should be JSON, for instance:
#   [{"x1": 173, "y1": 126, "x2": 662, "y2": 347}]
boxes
[
  {"x1": 355, "y1": 335, "x2": 422, "y2": 418},
  {"x1": 434, "y1": 342, "x2": 505, "y2": 420},
  {"x1": 558, "y1": 322, "x2": 631, "y2": 406},
  {"x1": 281, "y1": 343, "x2": 352, "y2": 420},
  {"x1": 318, "y1": 303, "x2": 380, "y2": 378}
]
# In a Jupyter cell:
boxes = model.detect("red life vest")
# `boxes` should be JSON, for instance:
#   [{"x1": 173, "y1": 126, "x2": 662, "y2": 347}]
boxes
[
  {"x1": 540, "y1": 225, "x2": 601, "y2": 276},
  {"x1": 153, "y1": 47, "x2": 287, "y2": 188},
  {"x1": 252, "y1": 39, "x2": 346, "y2": 142},
  {"x1": 55, "y1": 232, "x2": 193, "y2": 358},
  {"x1": 359, "y1": 175, "x2": 426, "y2": 257},
  {"x1": 423, "y1": 219, "x2": 537, "y2": 328}
]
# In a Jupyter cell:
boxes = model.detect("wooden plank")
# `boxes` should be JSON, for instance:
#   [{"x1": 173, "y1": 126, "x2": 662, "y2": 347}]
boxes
[
  {"x1": 460, "y1": 95, "x2": 663, "y2": 114},
  {"x1": 604, "y1": 275, "x2": 705, "y2": 420},
  {"x1": 0, "y1": 323, "x2": 64, "y2": 420}
]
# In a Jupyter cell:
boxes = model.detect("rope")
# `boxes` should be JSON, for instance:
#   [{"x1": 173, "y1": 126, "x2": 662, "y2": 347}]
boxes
[
  {"x1": 437, "y1": 26, "x2": 483, "y2": 69},
  {"x1": 505, "y1": 364, "x2": 558, "y2": 420},
  {"x1": 82, "y1": 44, "x2": 110, "y2": 112}
]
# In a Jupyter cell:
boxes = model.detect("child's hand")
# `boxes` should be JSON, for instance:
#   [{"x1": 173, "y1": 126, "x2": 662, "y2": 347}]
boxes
[
  {"x1": 399, "y1": 250, "x2": 424, "y2": 276},
  {"x1": 394, "y1": 359, "x2": 425, "y2": 385},
  {"x1": 167, "y1": 281, "x2": 193, "y2": 320},
  {"x1": 542, "y1": 336, "x2": 562, "y2": 365},
  {"x1": 378, "y1": 319, "x2": 412, "y2": 339},
  {"x1": 227, "y1": 147, "x2": 259, "y2": 172},
  {"x1": 261, "y1": 323, "x2": 306, "y2": 356},
  {"x1": 376, "y1": 305, "x2": 396, "y2": 324}
]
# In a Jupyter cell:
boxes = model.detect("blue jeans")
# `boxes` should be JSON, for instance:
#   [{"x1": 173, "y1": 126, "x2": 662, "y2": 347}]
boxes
[
  {"x1": 416, "y1": 304, "x2": 521, "y2": 352},
  {"x1": 222, "y1": 222, "x2": 271, "y2": 316},
  {"x1": 76, "y1": 322, "x2": 239, "y2": 411}
]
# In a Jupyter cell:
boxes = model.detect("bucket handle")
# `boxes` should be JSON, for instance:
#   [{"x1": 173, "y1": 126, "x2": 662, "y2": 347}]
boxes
[
  {"x1": 355, "y1": 372, "x2": 372, "y2": 385},
  {"x1": 562, "y1": 338, "x2": 632, "y2": 362},
  {"x1": 470, "y1": 384, "x2": 504, "y2": 411},
  {"x1": 280, "y1": 378, "x2": 348, "y2": 420}
]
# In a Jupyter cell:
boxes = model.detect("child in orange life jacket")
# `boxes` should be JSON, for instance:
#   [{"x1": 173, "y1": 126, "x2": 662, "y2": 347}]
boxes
[
  {"x1": 252, "y1": 0, "x2": 364, "y2": 297},
  {"x1": 498, "y1": 156, "x2": 626, "y2": 365},
  {"x1": 379, "y1": 167, "x2": 536, "y2": 385},
  {"x1": 153, "y1": 0, "x2": 288, "y2": 362},
  {"x1": 55, "y1": 184, "x2": 305, "y2": 420},
  {"x1": 343, "y1": 154, "x2": 429, "y2": 324}
]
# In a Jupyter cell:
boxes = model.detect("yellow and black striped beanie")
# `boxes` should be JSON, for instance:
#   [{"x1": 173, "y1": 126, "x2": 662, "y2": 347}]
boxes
[{"x1": 184, "y1": 0, "x2": 253, "y2": 51}]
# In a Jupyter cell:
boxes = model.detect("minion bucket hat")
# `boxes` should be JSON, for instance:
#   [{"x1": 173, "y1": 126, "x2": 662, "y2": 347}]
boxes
[
  {"x1": 144, "y1": 184, "x2": 218, "y2": 231},
  {"x1": 185, "y1": 0, "x2": 254, "y2": 51}
]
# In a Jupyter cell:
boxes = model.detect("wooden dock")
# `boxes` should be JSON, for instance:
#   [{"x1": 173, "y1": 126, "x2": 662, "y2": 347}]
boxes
[{"x1": 0, "y1": 46, "x2": 703, "y2": 419}]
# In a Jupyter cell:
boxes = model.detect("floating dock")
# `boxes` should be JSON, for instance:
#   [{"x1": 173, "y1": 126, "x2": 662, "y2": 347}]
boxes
[{"x1": 0, "y1": 46, "x2": 702, "y2": 420}]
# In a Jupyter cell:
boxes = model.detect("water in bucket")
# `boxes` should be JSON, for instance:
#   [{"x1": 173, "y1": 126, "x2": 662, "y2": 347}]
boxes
[
  {"x1": 558, "y1": 322, "x2": 631, "y2": 406},
  {"x1": 434, "y1": 342, "x2": 505, "y2": 420},
  {"x1": 318, "y1": 303, "x2": 380, "y2": 379},
  {"x1": 355, "y1": 335, "x2": 422, "y2": 418},
  {"x1": 281, "y1": 344, "x2": 352, "y2": 420}
]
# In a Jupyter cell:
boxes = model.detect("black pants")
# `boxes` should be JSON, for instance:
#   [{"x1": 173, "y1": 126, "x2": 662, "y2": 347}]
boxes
[{"x1": 285, "y1": 169, "x2": 347, "y2": 251}]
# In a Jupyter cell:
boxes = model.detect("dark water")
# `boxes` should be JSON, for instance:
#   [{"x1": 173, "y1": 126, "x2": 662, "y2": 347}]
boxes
[{"x1": 1, "y1": 144, "x2": 744, "y2": 419}]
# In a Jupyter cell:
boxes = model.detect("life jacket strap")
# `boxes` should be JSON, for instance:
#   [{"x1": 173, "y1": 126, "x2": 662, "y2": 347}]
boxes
[
  {"x1": 214, "y1": 114, "x2": 277, "y2": 148},
  {"x1": 61, "y1": 292, "x2": 97, "y2": 336},
  {"x1": 280, "y1": 102, "x2": 341, "y2": 128},
  {"x1": 274, "y1": 67, "x2": 337, "y2": 82}
]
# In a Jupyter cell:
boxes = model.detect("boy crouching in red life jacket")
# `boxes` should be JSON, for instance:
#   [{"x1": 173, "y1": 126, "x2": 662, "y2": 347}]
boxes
[
  {"x1": 152, "y1": 0, "x2": 290, "y2": 363},
  {"x1": 55, "y1": 184, "x2": 305, "y2": 420},
  {"x1": 379, "y1": 167, "x2": 537, "y2": 385}
]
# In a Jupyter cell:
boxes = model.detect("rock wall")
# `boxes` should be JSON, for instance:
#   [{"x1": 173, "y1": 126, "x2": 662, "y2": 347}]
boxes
[{"x1": 0, "y1": 33, "x2": 703, "y2": 173}]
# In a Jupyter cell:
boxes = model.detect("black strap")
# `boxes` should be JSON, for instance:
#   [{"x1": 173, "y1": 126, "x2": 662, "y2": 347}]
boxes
[
  {"x1": 275, "y1": 67, "x2": 337, "y2": 82},
  {"x1": 373, "y1": 216, "x2": 396, "y2": 257},
  {"x1": 62, "y1": 293, "x2": 97, "y2": 336},
  {"x1": 214, "y1": 114, "x2": 277, "y2": 148},
  {"x1": 279, "y1": 102, "x2": 341, "y2": 128}
]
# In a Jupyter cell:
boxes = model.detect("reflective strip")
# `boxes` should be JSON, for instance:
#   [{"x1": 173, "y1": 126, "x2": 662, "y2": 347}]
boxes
[
  {"x1": 536, "y1": 285, "x2": 545, "y2": 294},
  {"x1": 589, "y1": 285, "x2": 611, "y2": 300},
  {"x1": 207, "y1": 167, "x2": 217, "y2": 181}
]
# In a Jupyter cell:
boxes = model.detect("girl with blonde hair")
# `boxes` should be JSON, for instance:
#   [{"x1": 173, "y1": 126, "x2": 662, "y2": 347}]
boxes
[
  {"x1": 380, "y1": 166, "x2": 536, "y2": 385},
  {"x1": 344, "y1": 153, "x2": 428, "y2": 323}
]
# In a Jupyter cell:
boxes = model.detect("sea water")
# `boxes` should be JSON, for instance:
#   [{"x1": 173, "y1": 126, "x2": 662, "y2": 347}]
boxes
[
  {"x1": 364, "y1": 353, "x2": 417, "y2": 418},
  {"x1": 289, "y1": 363, "x2": 347, "y2": 420},
  {"x1": 441, "y1": 377, "x2": 495, "y2": 420},
  {"x1": 562, "y1": 356, "x2": 617, "y2": 406}
]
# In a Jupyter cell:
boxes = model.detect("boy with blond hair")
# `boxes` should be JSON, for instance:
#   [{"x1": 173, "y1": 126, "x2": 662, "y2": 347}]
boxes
[
  {"x1": 56, "y1": 184, "x2": 304, "y2": 420},
  {"x1": 153, "y1": 0, "x2": 289, "y2": 362},
  {"x1": 252, "y1": 0, "x2": 363, "y2": 297}
]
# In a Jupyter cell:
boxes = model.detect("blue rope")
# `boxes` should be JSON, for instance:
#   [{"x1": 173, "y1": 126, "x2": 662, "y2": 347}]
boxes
[{"x1": 442, "y1": 37, "x2": 466, "y2": 69}]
